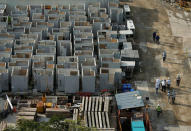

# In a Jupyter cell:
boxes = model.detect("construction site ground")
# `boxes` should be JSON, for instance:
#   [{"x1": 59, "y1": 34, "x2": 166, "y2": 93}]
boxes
[{"x1": 127, "y1": 0, "x2": 191, "y2": 130}]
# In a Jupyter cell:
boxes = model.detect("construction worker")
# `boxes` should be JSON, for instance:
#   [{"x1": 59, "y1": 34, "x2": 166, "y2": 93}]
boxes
[
  {"x1": 155, "y1": 78, "x2": 160, "y2": 94},
  {"x1": 171, "y1": 89, "x2": 176, "y2": 104},
  {"x1": 176, "y1": 74, "x2": 181, "y2": 87},
  {"x1": 153, "y1": 32, "x2": 157, "y2": 42},
  {"x1": 162, "y1": 51, "x2": 166, "y2": 62},
  {"x1": 156, "y1": 104, "x2": 162, "y2": 118},
  {"x1": 167, "y1": 77, "x2": 171, "y2": 89},
  {"x1": 156, "y1": 35, "x2": 160, "y2": 44},
  {"x1": 167, "y1": 91, "x2": 171, "y2": 104},
  {"x1": 161, "y1": 79, "x2": 166, "y2": 92}
]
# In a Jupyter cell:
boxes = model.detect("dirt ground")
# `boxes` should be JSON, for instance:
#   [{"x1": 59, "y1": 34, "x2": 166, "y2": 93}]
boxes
[{"x1": 128, "y1": 0, "x2": 191, "y2": 130}]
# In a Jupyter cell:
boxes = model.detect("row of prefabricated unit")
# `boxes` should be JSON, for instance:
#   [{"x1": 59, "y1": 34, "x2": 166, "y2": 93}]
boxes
[{"x1": 0, "y1": 3, "x2": 138, "y2": 93}]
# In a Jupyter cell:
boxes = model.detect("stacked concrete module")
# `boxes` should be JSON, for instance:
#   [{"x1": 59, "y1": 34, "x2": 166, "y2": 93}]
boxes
[
  {"x1": 57, "y1": 56, "x2": 79, "y2": 69},
  {"x1": 0, "y1": 33, "x2": 15, "y2": 40},
  {"x1": 74, "y1": 50, "x2": 94, "y2": 62},
  {"x1": 57, "y1": 69, "x2": 80, "y2": 93},
  {"x1": 47, "y1": 13, "x2": 66, "y2": 28},
  {"x1": 0, "y1": 54, "x2": 11, "y2": 63},
  {"x1": 100, "y1": 57, "x2": 121, "y2": 68},
  {"x1": 81, "y1": 57, "x2": 97, "y2": 72},
  {"x1": 36, "y1": 40, "x2": 56, "y2": 56},
  {"x1": 35, "y1": 22, "x2": 54, "y2": 33},
  {"x1": 8, "y1": 27, "x2": 26, "y2": 39},
  {"x1": 70, "y1": 4, "x2": 85, "y2": 11},
  {"x1": 0, "y1": 16, "x2": 8, "y2": 30},
  {"x1": 14, "y1": 39, "x2": 36, "y2": 51},
  {"x1": 19, "y1": 34, "x2": 38, "y2": 42},
  {"x1": 99, "y1": 49, "x2": 120, "y2": 60},
  {"x1": 32, "y1": 55, "x2": 55, "y2": 64},
  {"x1": 82, "y1": 68, "x2": 96, "y2": 93},
  {"x1": 11, "y1": 68, "x2": 29, "y2": 92},
  {"x1": 0, "y1": 62, "x2": 8, "y2": 92},
  {"x1": 99, "y1": 68, "x2": 122, "y2": 90},
  {"x1": 32, "y1": 68, "x2": 54, "y2": 92},
  {"x1": 57, "y1": 41, "x2": 72, "y2": 56},
  {"x1": 29, "y1": 27, "x2": 48, "y2": 40}
]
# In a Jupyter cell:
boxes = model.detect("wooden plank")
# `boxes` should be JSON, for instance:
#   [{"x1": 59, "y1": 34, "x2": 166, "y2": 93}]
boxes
[
  {"x1": 81, "y1": 96, "x2": 85, "y2": 112},
  {"x1": 18, "y1": 112, "x2": 36, "y2": 116},
  {"x1": 95, "y1": 97, "x2": 99, "y2": 112},
  {"x1": 99, "y1": 97, "x2": 102, "y2": 112},
  {"x1": 92, "y1": 97, "x2": 95, "y2": 111},
  {"x1": 84, "y1": 111, "x2": 88, "y2": 127},
  {"x1": 98, "y1": 112, "x2": 102, "y2": 128},
  {"x1": 102, "y1": 112, "x2": 107, "y2": 128},
  {"x1": 85, "y1": 97, "x2": 88, "y2": 112},
  {"x1": 16, "y1": 116, "x2": 34, "y2": 120},
  {"x1": 95, "y1": 112, "x2": 99, "y2": 128},
  {"x1": 88, "y1": 97, "x2": 92, "y2": 112},
  {"x1": 91, "y1": 112, "x2": 95, "y2": 128},
  {"x1": 105, "y1": 112, "x2": 110, "y2": 128},
  {"x1": 104, "y1": 97, "x2": 109, "y2": 112},
  {"x1": 73, "y1": 109, "x2": 76, "y2": 120},
  {"x1": 20, "y1": 108, "x2": 36, "y2": 112},
  {"x1": 88, "y1": 112, "x2": 92, "y2": 127}
]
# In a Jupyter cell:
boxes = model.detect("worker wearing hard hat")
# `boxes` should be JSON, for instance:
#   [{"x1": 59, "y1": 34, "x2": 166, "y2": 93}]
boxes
[{"x1": 156, "y1": 104, "x2": 162, "y2": 118}]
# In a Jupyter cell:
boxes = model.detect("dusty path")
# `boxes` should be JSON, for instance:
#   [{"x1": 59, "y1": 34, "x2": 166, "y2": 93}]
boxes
[{"x1": 128, "y1": 0, "x2": 191, "y2": 130}]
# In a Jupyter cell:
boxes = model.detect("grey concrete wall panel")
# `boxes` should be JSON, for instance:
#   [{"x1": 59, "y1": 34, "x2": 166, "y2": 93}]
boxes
[
  {"x1": 11, "y1": 69, "x2": 28, "y2": 92},
  {"x1": 0, "y1": 69, "x2": 9, "y2": 91}
]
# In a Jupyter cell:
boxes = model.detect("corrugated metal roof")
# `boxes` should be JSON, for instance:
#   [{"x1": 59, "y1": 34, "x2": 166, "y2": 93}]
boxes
[{"x1": 115, "y1": 91, "x2": 144, "y2": 110}]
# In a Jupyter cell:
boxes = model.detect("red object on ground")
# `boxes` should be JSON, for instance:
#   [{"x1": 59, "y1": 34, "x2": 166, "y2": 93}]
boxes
[{"x1": 13, "y1": 106, "x2": 17, "y2": 113}]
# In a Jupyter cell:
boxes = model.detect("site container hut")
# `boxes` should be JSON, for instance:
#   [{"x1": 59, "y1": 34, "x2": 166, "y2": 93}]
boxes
[
  {"x1": 127, "y1": 20, "x2": 135, "y2": 33},
  {"x1": 82, "y1": 68, "x2": 96, "y2": 93},
  {"x1": 119, "y1": 30, "x2": 134, "y2": 39},
  {"x1": 57, "y1": 69, "x2": 80, "y2": 93},
  {"x1": 120, "y1": 49, "x2": 139, "y2": 68},
  {"x1": 123, "y1": 5, "x2": 131, "y2": 20},
  {"x1": 11, "y1": 68, "x2": 29, "y2": 92},
  {"x1": 120, "y1": 61, "x2": 135, "y2": 79},
  {"x1": 99, "y1": 67, "x2": 122, "y2": 91},
  {"x1": 115, "y1": 91, "x2": 146, "y2": 131}
]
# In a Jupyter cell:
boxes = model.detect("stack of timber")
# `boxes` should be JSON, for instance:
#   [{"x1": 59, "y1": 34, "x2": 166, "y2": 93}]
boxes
[
  {"x1": 76, "y1": 96, "x2": 115, "y2": 130},
  {"x1": 45, "y1": 108, "x2": 71, "y2": 117},
  {"x1": 0, "y1": 121, "x2": 7, "y2": 131},
  {"x1": 16, "y1": 107, "x2": 36, "y2": 121}
]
